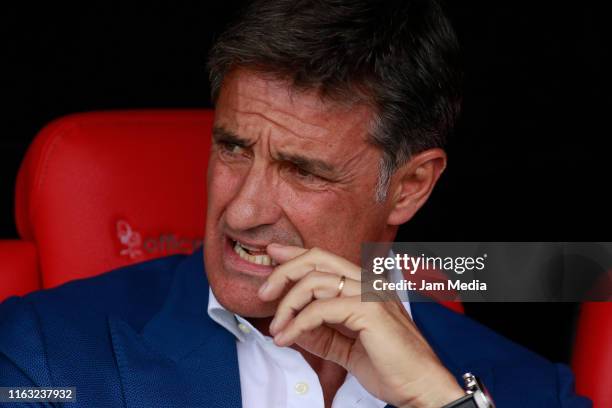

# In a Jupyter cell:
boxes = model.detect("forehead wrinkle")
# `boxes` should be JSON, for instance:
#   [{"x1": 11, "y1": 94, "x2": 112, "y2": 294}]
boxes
[
  {"x1": 231, "y1": 107, "x2": 332, "y2": 144},
  {"x1": 226, "y1": 73, "x2": 371, "y2": 146},
  {"x1": 231, "y1": 68, "x2": 344, "y2": 118}
]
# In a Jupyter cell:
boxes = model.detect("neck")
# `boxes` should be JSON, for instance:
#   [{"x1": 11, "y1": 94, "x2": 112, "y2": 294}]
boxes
[{"x1": 249, "y1": 316, "x2": 347, "y2": 408}]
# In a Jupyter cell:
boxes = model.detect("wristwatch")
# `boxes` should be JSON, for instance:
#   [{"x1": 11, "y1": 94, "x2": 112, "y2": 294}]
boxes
[{"x1": 441, "y1": 373, "x2": 495, "y2": 408}]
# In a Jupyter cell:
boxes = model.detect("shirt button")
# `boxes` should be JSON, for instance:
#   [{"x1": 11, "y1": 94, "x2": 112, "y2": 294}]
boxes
[
  {"x1": 237, "y1": 323, "x2": 251, "y2": 334},
  {"x1": 294, "y1": 382, "x2": 309, "y2": 395}
]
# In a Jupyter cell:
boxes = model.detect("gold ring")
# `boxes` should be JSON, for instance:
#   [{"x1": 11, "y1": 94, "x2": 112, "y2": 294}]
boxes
[{"x1": 337, "y1": 275, "x2": 346, "y2": 297}]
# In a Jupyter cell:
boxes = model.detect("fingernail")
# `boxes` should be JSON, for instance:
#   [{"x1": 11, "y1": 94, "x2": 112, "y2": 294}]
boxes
[
  {"x1": 258, "y1": 282, "x2": 270, "y2": 298},
  {"x1": 269, "y1": 317, "x2": 278, "y2": 334},
  {"x1": 274, "y1": 331, "x2": 287, "y2": 345},
  {"x1": 267, "y1": 243, "x2": 282, "y2": 250}
]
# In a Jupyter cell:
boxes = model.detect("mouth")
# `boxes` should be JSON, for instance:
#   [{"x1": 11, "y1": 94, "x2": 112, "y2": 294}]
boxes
[
  {"x1": 231, "y1": 239, "x2": 277, "y2": 266},
  {"x1": 222, "y1": 235, "x2": 278, "y2": 276}
]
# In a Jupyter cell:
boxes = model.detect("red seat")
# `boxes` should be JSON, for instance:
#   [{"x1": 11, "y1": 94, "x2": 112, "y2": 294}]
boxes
[
  {"x1": 0, "y1": 240, "x2": 39, "y2": 297},
  {"x1": 1, "y1": 109, "x2": 213, "y2": 299},
  {"x1": 572, "y1": 302, "x2": 612, "y2": 407}
]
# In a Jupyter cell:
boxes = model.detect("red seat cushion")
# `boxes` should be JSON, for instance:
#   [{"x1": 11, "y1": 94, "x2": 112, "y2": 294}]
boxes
[
  {"x1": 15, "y1": 110, "x2": 213, "y2": 288},
  {"x1": 572, "y1": 302, "x2": 612, "y2": 406},
  {"x1": 0, "y1": 241, "x2": 39, "y2": 301}
]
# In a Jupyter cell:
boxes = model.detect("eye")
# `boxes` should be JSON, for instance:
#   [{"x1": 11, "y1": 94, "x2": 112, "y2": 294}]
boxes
[
  {"x1": 216, "y1": 141, "x2": 250, "y2": 160},
  {"x1": 282, "y1": 164, "x2": 329, "y2": 188},
  {"x1": 294, "y1": 166, "x2": 313, "y2": 179},
  {"x1": 221, "y1": 142, "x2": 244, "y2": 155}
]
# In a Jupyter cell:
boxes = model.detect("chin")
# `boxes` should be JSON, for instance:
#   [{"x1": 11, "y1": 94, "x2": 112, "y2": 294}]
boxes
[
  {"x1": 203, "y1": 252, "x2": 276, "y2": 318},
  {"x1": 204, "y1": 229, "x2": 281, "y2": 317},
  {"x1": 210, "y1": 273, "x2": 278, "y2": 317}
]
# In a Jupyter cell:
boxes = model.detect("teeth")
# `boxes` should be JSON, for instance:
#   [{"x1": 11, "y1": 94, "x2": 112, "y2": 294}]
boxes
[
  {"x1": 239, "y1": 242, "x2": 264, "y2": 252},
  {"x1": 233, "y1": 241, "x2": 275, "y2": 266}
]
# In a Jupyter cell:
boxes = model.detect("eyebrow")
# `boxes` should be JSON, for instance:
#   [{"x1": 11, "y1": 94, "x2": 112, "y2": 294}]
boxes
[
  {"x1": 276, "y1": 151, "x2": 337, "y2": 177},
  {"x1": 212, "y1": 126, "x2": 250, "y2": 147},
  {"x1": 212, "y1": 125, "x2": 338, "y2": 178}
]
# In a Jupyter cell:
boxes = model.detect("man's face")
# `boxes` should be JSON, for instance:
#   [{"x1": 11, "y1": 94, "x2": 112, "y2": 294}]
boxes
[{"x1": 204, "y1": 69, "x2": 396, "y2": 317}]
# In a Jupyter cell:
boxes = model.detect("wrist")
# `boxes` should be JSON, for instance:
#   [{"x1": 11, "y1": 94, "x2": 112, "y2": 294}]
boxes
[
  {"x1": 440, "y1": 373, "x2": 496, "y2": 408},
  {"x1": 412, "y1": 382, "x2": 465, "y2": 408},
  {"x1": 399, "y1": 370, "x2": 465, "y2": 408}
]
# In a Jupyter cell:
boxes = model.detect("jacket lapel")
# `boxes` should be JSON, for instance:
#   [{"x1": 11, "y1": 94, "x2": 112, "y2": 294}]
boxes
[{"x1": 108, "y1": 249, "x2": 242, "y2": 408}]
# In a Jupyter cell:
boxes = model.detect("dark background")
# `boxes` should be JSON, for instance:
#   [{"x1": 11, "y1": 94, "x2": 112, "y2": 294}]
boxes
[{"x1": 1, "y1": 1, "x2": 609, "y2": 364}]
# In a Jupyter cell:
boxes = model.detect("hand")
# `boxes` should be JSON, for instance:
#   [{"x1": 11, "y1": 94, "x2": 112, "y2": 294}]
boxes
[{"x1": 258, "y1": 244, "x2": 465, "y2": 408}]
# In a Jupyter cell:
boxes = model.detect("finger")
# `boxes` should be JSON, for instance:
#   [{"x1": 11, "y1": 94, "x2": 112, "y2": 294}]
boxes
[
  {"x1": 274, "y1": 296, "x2": 363, "y2": 347},
  {"x1": 294, "y1": 325, "x2": 354, "y2": 368},
  {"x1": 268, "y1": 246, "x2": 361, "y2": 281},
  {"x1": 266, "y1": 243, "x2": 308, "y2": 264},
  {"x1": 259, "y1": 246, "x2": 361, "y2": 300},
  {"x1": 270, "y1": 272, "x2": 360, "y2": 335}
]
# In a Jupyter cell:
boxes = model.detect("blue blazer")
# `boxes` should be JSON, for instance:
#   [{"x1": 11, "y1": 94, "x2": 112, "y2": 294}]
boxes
[{"x1": 0, "y1": 249, "x2": 591, "y2": 407}]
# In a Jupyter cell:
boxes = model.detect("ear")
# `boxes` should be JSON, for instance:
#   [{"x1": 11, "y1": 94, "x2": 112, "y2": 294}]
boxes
[{"x1": 386, "y1": 148, "x2": 447, "y2": 226}]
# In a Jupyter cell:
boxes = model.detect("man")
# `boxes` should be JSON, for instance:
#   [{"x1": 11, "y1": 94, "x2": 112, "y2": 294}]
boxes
[{"x1": 0, "y1": 0, "x2": 590, "y2": 407}]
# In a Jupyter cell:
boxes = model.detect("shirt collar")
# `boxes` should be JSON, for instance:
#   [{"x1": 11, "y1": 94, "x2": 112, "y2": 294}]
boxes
[{"x1": 207, "y1": 288, "x2": 249, "y2": 342}]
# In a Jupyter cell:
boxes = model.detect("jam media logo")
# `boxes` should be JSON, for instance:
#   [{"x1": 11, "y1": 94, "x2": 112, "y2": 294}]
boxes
[{"x1": 116, "y1": 220, "x2": 203, "y2": 259}]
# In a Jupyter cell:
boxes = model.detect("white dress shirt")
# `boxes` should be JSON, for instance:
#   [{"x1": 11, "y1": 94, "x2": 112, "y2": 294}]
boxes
[{"x1": 207, "y1": 260, "x2": 411, "y2": 408}]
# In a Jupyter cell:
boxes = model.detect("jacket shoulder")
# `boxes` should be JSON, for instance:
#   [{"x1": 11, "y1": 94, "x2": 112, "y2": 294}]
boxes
[
  {"x1": 0, "y1": 254, "x2": 186, "y2": 389},
  {"x1": 16, "y1": 254, "x2": 184, "y2": 328}
]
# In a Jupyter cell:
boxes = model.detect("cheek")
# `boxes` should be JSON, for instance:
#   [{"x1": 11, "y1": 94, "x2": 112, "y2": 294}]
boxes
[
  {"x1": 282, "y1": 189, "x2": 386, "y2": 262},
  {"x1": 280, "y1": 186, "x2": 331, "y2": 223},
  {"x1": 207, "y1": 157, "x2": 244, "y2": 211},
  {"x1": 282, "y1": 191, "x2": 355, "y2": 243}
]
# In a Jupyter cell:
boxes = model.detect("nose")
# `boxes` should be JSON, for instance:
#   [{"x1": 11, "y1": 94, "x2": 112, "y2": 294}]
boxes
[{"x1": 224, "y1": 161, "x2": 282, "y2": 231}]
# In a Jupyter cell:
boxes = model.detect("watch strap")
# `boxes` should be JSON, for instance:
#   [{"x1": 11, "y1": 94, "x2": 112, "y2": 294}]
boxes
[{"x1": 441, "y1": 394, "x2": 478, "y2": 408}]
